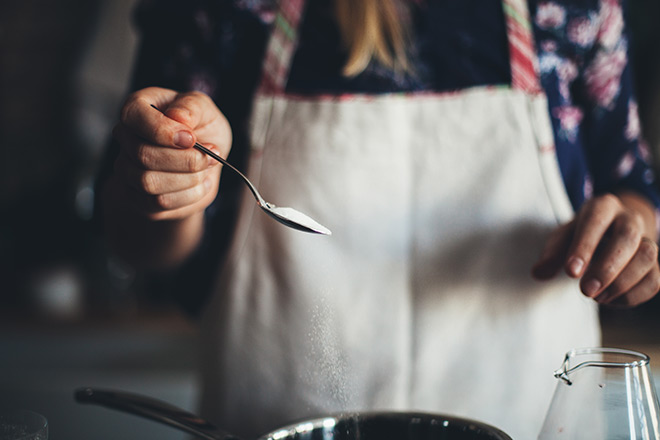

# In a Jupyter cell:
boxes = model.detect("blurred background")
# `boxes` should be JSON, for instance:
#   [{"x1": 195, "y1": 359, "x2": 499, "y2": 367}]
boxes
[
  {"x1": 1, "y1": 1, "x2": 197, "y2": 439},
  {"x1": 0, "y1": 1, "x2": 659, "y2": 439}
]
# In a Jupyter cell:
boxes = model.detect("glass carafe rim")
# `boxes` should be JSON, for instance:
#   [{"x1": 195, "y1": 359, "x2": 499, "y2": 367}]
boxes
[{"x1": 554, "y1": 347, "x2": 650, "y2": 385}]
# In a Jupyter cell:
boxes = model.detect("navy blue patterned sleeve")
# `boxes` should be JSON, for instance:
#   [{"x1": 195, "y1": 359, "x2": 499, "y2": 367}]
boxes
[
  {"x1": 534, "y1": 0, "x2": 660, "y2": 230},
  {"x1": 576, "y1": 0, "x2": 660, "y2": 220}
]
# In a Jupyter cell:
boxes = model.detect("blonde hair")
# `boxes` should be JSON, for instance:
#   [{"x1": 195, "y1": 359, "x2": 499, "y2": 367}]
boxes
[{"x1": 334, "y1": 0, "x2": 411, "y2": 77}]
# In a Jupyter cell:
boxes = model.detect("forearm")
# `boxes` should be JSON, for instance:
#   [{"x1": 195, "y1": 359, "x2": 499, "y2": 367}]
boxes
[{"x1": 102, "y1": 176, "x2": 206, "y2": 270}]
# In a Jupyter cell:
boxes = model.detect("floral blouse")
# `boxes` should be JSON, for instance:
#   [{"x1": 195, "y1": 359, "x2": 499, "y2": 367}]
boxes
[{"x1": 116, "y1": 0, "x2": 660, "y2": 313}]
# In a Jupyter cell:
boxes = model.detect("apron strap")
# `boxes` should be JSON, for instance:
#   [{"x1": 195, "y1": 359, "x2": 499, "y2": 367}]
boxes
[
  {"x1": 258, "y1": 0, "x2": 306, "y2": 94},
  {"x1": 258, "y1": 0, "x2": 543, "y2": 95},
  {"x1": 502, "y1": 0, "x2": 543, "y2": 94}
]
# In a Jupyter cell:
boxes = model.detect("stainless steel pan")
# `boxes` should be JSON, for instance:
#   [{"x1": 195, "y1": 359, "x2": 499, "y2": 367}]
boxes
[{"x1": 74, "y1": 388, "x2": 512, "y2": 440}]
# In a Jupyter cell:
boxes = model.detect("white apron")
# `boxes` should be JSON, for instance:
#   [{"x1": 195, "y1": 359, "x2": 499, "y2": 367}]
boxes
[{"x1": 199, "y1": 1, "x2": 600, "y2": 439}]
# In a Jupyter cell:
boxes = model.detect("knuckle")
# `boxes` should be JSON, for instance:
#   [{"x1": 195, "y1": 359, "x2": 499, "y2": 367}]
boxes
[
  {"x1": 186, "y1": 90, "x2": 210, "y2": 103},
  {"x1": 167, "y1": 105, "x2": 193, "y2": 125},
  {"x1": 598, "y1": 264, "x2": 619, "y2": 282},
  {"x1": 119, "y1": 105, "x2": 132, "y2": 127},
  {"x1": 630, "y1": 209, "x2": 645, "y2": 228},
  {"x1": 599, "y1": 193, "x2": 621, "y2": 209},
  {"x1": 574, "y1": 241, "x2": 596, "y2": 259},
  {"x1": 193, "y1": 172, "x2": 206, "y2": 190},
  {"x1": 613, "y1": 217, "x2": 641, "y2": 242},
  {"x1": 172, "y1": 91, "x2": 208, "y2": 115},
  {"x1": 185, "y1": 151, "x2": 203, "y2": 172},
  {"x1": 639, "y1": 239, "x2": 659, "y2": 264},
  {"x1": 141, "y1": 172, "x2": 159, "y2": 194},
  {"x1": 135, "y1": 143, "x2": 152, "y2": 168},
  {"x1": 154, "y1": 193, "x2": 172, "y2": 210},
  {"x1": 580, "y1": 208, "x2": 608, "y2": 232},
  {"x1": 198, "y1": 179, "x2": 211, "y2": 199},
  {"x1": 650, "y1": 275, "x2": 660, "y2": 295},
  {"x1": 146, "y1": 211, "x2": 167, "y2": 221},
  {"x1": 120, "y1": 92, "x2": 141, "y2": 124},
  {"x1": 148, "y1": 121, "x2": 166, "y2": 145}
]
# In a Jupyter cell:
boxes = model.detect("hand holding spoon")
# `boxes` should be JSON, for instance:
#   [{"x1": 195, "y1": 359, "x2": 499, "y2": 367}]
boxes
[{"x1": 151, "y1": 105, "x2": 331, "y2": 235}]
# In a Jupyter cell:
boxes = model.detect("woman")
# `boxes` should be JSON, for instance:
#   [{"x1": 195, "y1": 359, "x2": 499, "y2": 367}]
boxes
[{"x1": 98, "y1": 0, "x2": 660, "y2": 438}]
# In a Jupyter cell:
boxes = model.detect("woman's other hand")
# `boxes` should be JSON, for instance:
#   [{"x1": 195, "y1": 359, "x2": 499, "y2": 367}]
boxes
[{"x1": 532, "y1": 192, "x2": 660, "y2": 307}]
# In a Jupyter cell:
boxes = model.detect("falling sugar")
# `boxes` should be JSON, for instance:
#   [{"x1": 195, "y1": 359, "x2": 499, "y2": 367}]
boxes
[{"x1": 305, "y1": 294, "x2": 356, "y2": 410}]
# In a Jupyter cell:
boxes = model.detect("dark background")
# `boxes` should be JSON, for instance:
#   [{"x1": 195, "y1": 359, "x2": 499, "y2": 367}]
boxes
[
  {"x1": 1, "y1": 2, "x2": 198, "y2": 439},
  {"x1": 1, "y1": 0, "x2": 149, "y2": 319}
]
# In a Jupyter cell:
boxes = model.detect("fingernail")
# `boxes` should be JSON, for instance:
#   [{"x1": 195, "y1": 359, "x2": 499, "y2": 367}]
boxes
[
  {"x1": 567, "y1": 257, "x2": 584, "y2": 277},
  {"x1": 582, "y1": 279, "x2": 602, "y2": 297},
  {"x1": 174, "y1": 131, "x2": 194, "y2": 148}
]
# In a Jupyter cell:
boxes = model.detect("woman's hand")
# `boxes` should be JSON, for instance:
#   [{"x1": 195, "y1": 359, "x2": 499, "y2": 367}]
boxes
[
  {"x1": 112, "y1": 87, "x2": 231, "y2": 221},
  {"x1": 102, "y1": 87, "x2": 232, "y2": 269},
  {"x1": 532, "y1": 192, "x2": 660, "y2": 307}
]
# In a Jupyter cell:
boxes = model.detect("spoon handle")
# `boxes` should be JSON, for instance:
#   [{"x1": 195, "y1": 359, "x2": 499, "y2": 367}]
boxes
[
  {"x1": 75, "y1": 388, "x2": 239, "y2": 440},
  {"x1": 192, "y1": 142, "x2": 266, "y2": 206}
]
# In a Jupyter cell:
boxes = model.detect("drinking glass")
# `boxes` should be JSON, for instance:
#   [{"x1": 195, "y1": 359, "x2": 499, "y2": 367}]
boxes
[
  {"x1": 539, "y1": 347, "x2": 660, "y2": 439},
  {"x1": 0, "y1": 411, "x2": 48, "y2": 440}
]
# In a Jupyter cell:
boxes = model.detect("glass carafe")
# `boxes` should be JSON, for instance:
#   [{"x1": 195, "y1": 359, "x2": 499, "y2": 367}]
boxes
[{"x1": 539, "y1": 347, "x2": 660, "y2": 439}]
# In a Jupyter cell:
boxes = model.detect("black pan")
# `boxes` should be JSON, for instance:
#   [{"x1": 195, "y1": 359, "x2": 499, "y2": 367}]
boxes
[{"x1": 74, "y1": 388, "x2": 512, "y2": 440}]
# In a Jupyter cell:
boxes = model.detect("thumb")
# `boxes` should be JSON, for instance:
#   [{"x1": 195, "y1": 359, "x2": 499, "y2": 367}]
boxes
[
  {"x1": 532, "y1": 221, "x2": 574, "y2": 280},
  {"x1": 162, "y1": 91, "x2": 218, "y2": 132}
]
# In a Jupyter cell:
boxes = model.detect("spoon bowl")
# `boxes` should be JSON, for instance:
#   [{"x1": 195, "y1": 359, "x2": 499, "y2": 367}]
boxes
[{"x1": 193, "y1": 142, "x2": 331, "y2": 235}]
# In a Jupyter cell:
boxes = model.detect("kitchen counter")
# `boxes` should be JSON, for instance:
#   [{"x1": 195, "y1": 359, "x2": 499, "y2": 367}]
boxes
[
  {"x1": 0, "y1": 308, "x2": 199, "y2": 440},
  {"x1": 1, "y1": 304, "x2": 659, "y2": 440}
]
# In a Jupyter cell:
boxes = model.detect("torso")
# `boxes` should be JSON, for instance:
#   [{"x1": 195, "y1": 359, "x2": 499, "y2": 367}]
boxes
[{"x1": 197, "y1": 1, "x2": 601, "y2": 439}]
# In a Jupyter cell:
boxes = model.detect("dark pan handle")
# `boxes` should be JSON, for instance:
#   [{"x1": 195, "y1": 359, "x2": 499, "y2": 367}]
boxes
[{"x1": 75, "y1": 387, "x2": 240, "y2": 440}]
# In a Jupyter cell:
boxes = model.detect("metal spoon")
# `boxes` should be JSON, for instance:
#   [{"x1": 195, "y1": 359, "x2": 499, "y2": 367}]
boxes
[{"x1": 151, "y1": 105, "x2": 331, "y2": 235}]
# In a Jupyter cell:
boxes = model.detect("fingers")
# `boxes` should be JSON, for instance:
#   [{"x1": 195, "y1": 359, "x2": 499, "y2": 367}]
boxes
[
  {"x1": 111, "y1": 87, "x2": 231, "y2": 220},
  {"x1": 578, "y1": 209, "x2": 643, "y2": 298},
  {"x1": 564, "y1": 194, "x2": 623, "y2": 279},
  {"x1": 162, "y1": 91, "x2": 219, "y2": 131},
  {"x1": 119, "y1": 88, "x2": 232, "y2": 155},
  {"x1": 113, "y1": 141, "x2": 221, "y2": 220},
  {"x1": 120, "y1": 87, "x2": 196, "y2": 149},
  {"x1": 608, "y1": 269, "x2": 660, "y2": 308},
  {"x1": 113, "y1": 124, "x2": 217, "y2": 173},
  {"x1": 115, "y1": 153, "x2": 207, "y2": 194},
  {"x1": 556, "y1": 193, "x2": 660, "y2": 306},
  {"x1": 116, "y1": 155, "x2": 221, "y2": 221},
  {"x1": 128, "y1": 180, "x2": 217, "y2": 218},
  {"x1": 598, "y1": 238, "x2": 660, "y2": 307},
  {"x1": 164, "y1": 91, "x2": 233, "y2": 158},
  {"x1": 532, "y1": 222, "x2": 574, "y2": 280}
]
